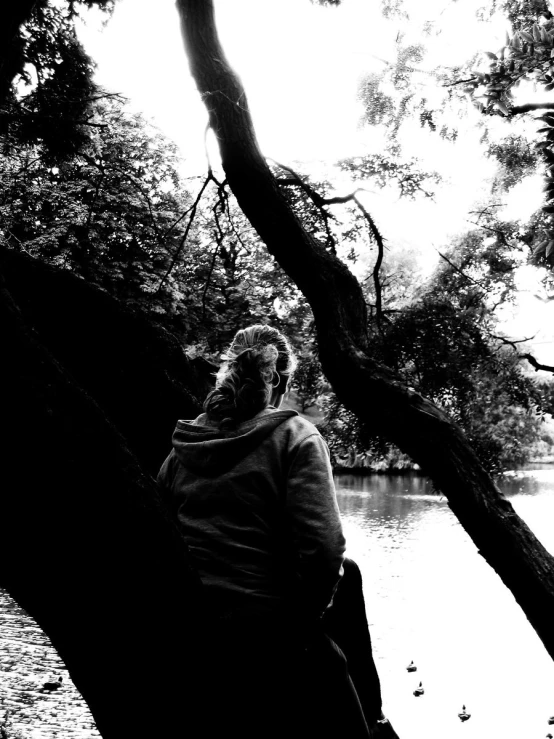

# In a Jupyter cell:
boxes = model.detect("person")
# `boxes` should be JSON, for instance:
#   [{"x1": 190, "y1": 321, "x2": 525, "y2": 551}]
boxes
[{"x1": 157, "y1": 324, "x2": 390, "y2": 738}]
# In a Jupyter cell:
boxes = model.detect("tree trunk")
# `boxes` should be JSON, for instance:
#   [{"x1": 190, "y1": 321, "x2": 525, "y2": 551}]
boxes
[
  {"x1": 176, "y1": 0, "x2": 554, "y2": 660},
  {"x1": 0, "y1": 250, "x2": 216, "y2": 738}
]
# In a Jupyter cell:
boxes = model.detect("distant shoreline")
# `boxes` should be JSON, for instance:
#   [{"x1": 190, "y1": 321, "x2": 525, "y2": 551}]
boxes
[{"x1": 333, "y1": 459, "x2": 554, "y2": 476}]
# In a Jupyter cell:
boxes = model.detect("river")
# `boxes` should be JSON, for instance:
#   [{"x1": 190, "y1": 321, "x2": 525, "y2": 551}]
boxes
[
  {"x1": 1, "y1": 468, "x2": 553, "y2": 738},
  {"x1": 335, "y1": 467, "x2": 554, "y2": 739}
]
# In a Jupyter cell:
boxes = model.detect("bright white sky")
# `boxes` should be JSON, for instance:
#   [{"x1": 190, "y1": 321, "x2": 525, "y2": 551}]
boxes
[{"x1": 77, "y1": 0, "x2": 554, "y2": 367}]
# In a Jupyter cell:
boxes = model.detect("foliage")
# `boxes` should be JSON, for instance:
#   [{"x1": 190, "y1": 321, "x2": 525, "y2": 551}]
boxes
[
  {"x1": 357, "y1": 37, "x2": 464, "y2": 150},
  {"x1": 487, "y1": 133, "x2": 540, "y2": 190},
  {"x1": 318, "y1": 394, "x2": 415, "y2": 471},
  {"x1": 1, "y1": 100, "x2": 309, "y2": 357},
  {"x1": 2, "y1": 0, "x2": 551, "y2": 478},
  {"x1": 309, "y1": 220, "x2": 547, "y2": 474},
  {"x1": 339, "y1": 152, "x2": 441, "y2": 200},
  {"x1": 457, "y1": 5, "x2": 554, "y2": 271},
  {"x1": 0, "y1": 1, "x2": 114, "y2": 160}
]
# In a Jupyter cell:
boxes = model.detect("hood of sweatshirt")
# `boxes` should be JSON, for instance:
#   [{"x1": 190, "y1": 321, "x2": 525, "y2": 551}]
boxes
[{"x1": 171, "y1": 407, "x2": 298, "y2": 476}]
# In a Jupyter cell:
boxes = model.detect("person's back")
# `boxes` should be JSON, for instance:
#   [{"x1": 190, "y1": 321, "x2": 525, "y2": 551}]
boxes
[{"x1": 158, "y1": 407, "x2": 345, "y2": 620}]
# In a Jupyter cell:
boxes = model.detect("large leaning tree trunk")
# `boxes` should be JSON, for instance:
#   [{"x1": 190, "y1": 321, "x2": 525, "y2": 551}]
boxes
[
  {"x1": 176, "y1": 0, "x2": 554, "y2": 659},
  {"x1": 0, "y1": 248, "x2": 221, "y2": 739}
]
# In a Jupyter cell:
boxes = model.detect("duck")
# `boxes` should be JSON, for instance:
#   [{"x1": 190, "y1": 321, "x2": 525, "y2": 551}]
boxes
[
  {"x1": 458, "y1": 705, "x2": 471, "y2": 722},
  {"x1": 413, "y1": 682, "x2": 424, "y2": 697},
  {"x1": 42, "y1": 676, "x2": 63, "y2": 691},
  {"x1": 406, "y1": 661, "x2": 417, "y2": 673}
]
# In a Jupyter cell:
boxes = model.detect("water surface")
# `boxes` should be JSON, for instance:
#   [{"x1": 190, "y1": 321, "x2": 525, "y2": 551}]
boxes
[{"x1": 335, "y1": 469, "x2": 554, "y2": 739}]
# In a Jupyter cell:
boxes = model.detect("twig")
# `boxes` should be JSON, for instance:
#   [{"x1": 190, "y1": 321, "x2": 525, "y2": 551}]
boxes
[
  {"x1": 436, "y1": 250, "x2": 488, "y2": 291},
  {"x1": 156, "y1": 172, "x2": 214, "y2": 291},
  {"x1": 272, "y1": 160, "x2": 339, "y2": 253},
  {"x1": 202, "y1": 241, "x2": 221, "y2": 321}
]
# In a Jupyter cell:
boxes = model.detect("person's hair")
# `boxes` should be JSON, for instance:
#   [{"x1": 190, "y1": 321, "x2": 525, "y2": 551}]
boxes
[{"x1": 203, "y1": 324, "x2": 297, "y2": 427}]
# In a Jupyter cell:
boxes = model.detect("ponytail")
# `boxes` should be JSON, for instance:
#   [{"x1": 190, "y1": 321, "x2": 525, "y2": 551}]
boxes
[{"x1": 204, "y1": 325, "x2": 296, "y2": 427}]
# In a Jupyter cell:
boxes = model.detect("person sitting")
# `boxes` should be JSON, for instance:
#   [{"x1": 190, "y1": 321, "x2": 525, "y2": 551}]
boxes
[{"x1": 157, "y1": 324, "x2": 393, "y2": 738}]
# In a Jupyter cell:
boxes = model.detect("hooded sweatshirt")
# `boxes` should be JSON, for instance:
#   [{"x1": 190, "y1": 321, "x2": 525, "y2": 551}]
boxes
[{"x1": 157, "y1": 407, "x2": 346, "y2": 619}]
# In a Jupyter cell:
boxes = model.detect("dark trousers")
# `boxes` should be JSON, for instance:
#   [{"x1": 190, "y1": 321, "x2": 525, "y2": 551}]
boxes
[
  {"x1": 196, "y1": 558, "x2": 383, "y2": 738},
  {"x1": 323, "y1": 557, "x2": 383, "y2": 725}
]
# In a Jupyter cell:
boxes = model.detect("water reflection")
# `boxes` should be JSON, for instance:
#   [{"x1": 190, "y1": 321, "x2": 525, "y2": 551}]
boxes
[
  {"x1": 0, "y1": 597, "x2": 99, "y2": 739},
  {"x1": 335, "y1": 469, "x2": 554, "y2": 739}
]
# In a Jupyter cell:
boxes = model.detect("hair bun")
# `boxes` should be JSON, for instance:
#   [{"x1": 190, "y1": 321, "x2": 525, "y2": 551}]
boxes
[{"x1": 203, "y1": 324, "x2": 296, "y2": 427}]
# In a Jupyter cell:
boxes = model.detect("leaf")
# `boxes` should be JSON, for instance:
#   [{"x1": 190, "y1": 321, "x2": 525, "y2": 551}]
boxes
[
  {"x1": 520, "y1": 30, "x2": 535, "y2": 43},
  {"x1": 537, "y1": 127, "x2": 553, "y2": 133},
  {"x1": 547, "y1": 240, "x2": 554, "y2": 257},
  {"x1": 533, "y1": 25, "x2": 542, "y2": 43},
  {"x1": 495, "y1": 100, "x2": 510, "y2": 115},
  {"x1": 484, "y1": 51, "x2": 498, "y2": 60},
  {"x1": 542, "y1": 205, "x2": 554, "y2": 213},
  {"x1": 533, "y1": 241, "x2": 547, "y2": 255}
]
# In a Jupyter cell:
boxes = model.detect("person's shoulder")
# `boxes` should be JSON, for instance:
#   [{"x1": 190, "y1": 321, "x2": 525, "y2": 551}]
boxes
[{"x1": 280, "y1": 413, "x2": 322, "y2": 444}]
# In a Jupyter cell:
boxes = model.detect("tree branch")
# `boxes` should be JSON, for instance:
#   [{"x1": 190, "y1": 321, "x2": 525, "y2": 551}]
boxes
[
  {"x1": 352, "y1": 194, "x2": 386, "y2": 325},
  {"x1": 156, "y1": 171, "x2": 214, "y2": 291},
  {"x1": 437, "y1": 250, "x2": 488, "y2": 292},
  {"x1": 511, "y1": 102, "x2": 554, "y2": 115},
  {"x1": 271, "y1": 159, "x2": 339, "y2": 253},
  {"x1": 491, "y1": 334, "x2": 554, "y2": 374}
]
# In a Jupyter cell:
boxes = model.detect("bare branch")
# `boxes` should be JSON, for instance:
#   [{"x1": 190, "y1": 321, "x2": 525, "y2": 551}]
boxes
[
  {"x1": 272, "y1": 159, "x2": 388, "y2": 322},
  {"x1": 156, "y1": 172, "x2": 214, "y2": 291},
  {"x1": 202, "y1": 242, "x2": 220, "y2": 321},
  {"x1": 521, "y1": 353, "x2": 554, "y2": 373},
  {"x1": 490, "y1": 334, "x2": 554, "y2": 374},
  {"x1": 353, "y1": 194, "x2": 386, "y2": 325},
  {"x1": 437, "y1": 250, "x2": 488, "y2": 292}
]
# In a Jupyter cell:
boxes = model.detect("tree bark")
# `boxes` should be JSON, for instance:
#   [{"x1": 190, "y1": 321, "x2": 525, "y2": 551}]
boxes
[
  {"x1": 0, "y1": 250, "x2": 216, "y2": 738},
  {"x1": 176, "y1": 0, "x2": 554, "y2": 660}
]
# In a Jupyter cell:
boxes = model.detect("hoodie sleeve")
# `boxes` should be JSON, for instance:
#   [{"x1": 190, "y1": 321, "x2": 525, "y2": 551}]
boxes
[
  {"x1": 285, "y1": 431, "x2": 346, "y2": 618},
  {"x1": 156, "y1": 451, "x2": 177, "y2": 507}
]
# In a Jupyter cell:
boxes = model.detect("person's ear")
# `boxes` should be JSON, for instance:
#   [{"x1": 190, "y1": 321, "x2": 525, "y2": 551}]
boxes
[{"x1": 277, "y1": 373, "x2": 289, "y2": 394}]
